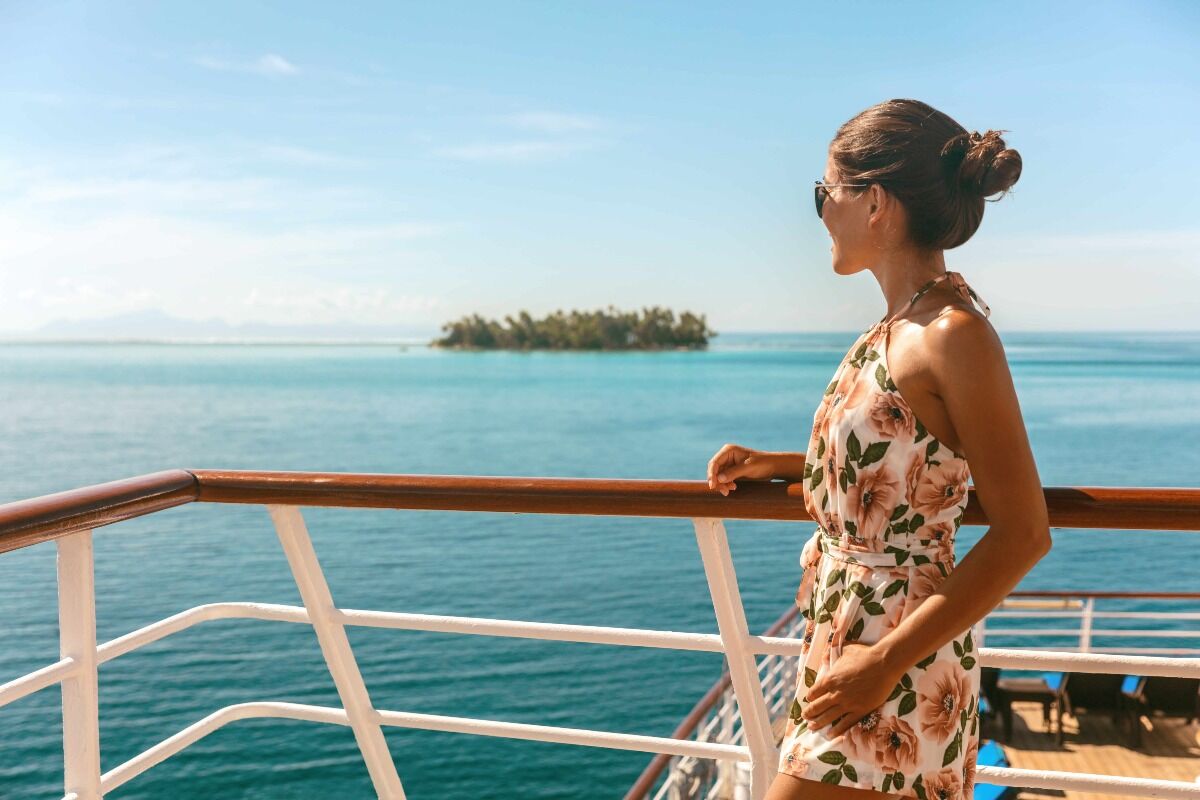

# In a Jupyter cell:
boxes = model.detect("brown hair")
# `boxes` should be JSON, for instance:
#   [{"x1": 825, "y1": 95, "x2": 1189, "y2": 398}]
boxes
[{"x1": 829, "y1": 98, "x2": 1022, "y2": 250}]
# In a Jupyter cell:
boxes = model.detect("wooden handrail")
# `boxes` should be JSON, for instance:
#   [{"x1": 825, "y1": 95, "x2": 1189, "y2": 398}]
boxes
[
  {"x1": 0, "y1": 470, "x2": 197, "y2": 554},
  {"x1": 2, "y1": 470, "x2": 1200, "y2": 557},
  {"x1": 190, "y1": 470, "x2": 1200, "y2": 530}
]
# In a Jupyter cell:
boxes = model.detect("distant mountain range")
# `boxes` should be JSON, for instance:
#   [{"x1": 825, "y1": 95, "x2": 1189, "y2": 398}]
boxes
[{"x1": 1, "y1": 309, "x2": 440, "y2": 343}]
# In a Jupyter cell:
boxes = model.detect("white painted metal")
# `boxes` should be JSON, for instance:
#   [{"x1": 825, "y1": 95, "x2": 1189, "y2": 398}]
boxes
[
  {"x1": 100, "y1": 701, "x2": 352, "y2": 793},
  {"x1": 267, "y1": 506, "x2": 405, "y2": 800},
  {"x1": 336, "y1": 608, "x2": 730, "y2": 652},
  {"x1": 97, "y1": 602, "x2": 309, "y2": 663},
  {"x1": 374, "y1": 708, "x2": 748, "y2": 760},
  {"x1": 57, "y1": 531, "x2": 102, "y2": 800},
  {"x1": 692, "y1": 517, "x2": 778, "y2": 800},
  {"x1": 0, "y1": 657, "x2": 75, "y2": 708},
  {"x1": 978, "y1": 646, "x2": 1200, "y2": 676},
  {"x1": 985, "y1": 627, "x2": 1200, "y2": 638},
  {"x1": 976, "y1": 763, "x2": 1200, "y2": 800}
]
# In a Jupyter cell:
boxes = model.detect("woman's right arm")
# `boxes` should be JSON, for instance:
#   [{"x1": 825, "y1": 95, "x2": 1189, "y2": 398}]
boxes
[
  {"x1": 760, "y1": 451, "x2": 808, "y2": 482},
  {"x1": 707, "y1": 445, "x2": 807, "y2": 495}
]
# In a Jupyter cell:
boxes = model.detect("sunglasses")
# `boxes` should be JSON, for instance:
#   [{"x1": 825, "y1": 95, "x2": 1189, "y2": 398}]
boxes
[{"x1": 814, "y1": 179, "x2": 869, "y2": 219}]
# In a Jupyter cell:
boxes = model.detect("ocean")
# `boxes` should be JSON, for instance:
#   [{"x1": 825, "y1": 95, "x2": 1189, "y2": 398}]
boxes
[{"x1": 1, "y1": 331, "x2": 1198, "y2": 798}]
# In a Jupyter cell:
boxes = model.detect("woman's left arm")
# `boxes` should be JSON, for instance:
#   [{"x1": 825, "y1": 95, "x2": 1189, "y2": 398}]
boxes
[{"x1": 803, "y1": 310, "x2": 1052, "y2": 735}]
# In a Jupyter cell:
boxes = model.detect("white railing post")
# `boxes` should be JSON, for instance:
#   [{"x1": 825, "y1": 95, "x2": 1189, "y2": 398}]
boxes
[
  {"x1": 268, "y1": 506, "x2": 406, "y2": 799},
  {"x1": 58, "y1": 531, "x2": 102, "y2": 800},
  {"x1": 1080, "y1": 597, "x2": 1095, "y2": 653},
  {"x1": 692, "y1": 518, "x2": 777, "y2": 800}
]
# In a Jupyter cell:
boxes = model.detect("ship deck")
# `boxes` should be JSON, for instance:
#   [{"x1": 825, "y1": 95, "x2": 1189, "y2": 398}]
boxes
[
  {"x1": 771, "y1": 699, "x2": 1200, "y2": 799},
  {"x1": 1000, "y1": 700, "x2": 1199, "y2": 800}
]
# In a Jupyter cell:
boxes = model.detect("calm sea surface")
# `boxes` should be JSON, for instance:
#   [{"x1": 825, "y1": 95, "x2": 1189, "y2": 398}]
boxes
[{"x1": 1, "y1": 332, "x2": 1198, "y2": 799}]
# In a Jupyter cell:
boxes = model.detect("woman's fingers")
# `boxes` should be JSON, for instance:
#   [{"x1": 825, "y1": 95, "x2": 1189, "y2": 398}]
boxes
[
  {"x1": 829, "y1": 712, "x2": 859, "y2": 737},
  {"x1": 707, "y1": 445, "x2": 742, "y2": 490}
]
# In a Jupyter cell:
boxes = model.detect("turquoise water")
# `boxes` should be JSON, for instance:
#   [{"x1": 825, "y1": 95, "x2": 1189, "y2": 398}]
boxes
[{"x1": 0, "y1": 332, "x2": 1198, "y2": 799}]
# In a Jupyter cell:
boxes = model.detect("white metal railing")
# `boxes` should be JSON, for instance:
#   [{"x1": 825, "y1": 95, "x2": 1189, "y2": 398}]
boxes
[
  {"x1": 976, "y1": 595, "x2": 1200, "y2": 655},
  {"x1": 3, "y1": 504, "x2": 1200, "y2": 800}
]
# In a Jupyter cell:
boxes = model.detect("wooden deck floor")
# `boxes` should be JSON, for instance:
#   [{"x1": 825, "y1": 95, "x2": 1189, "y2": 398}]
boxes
[{"x1": 987, "y1": 700, "x2": 1200, "y2": 800}]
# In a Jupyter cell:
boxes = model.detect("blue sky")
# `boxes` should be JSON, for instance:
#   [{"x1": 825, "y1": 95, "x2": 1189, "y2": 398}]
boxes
[{"x1": 1, "y1": 0, "x2": 1197, "y2": 333}]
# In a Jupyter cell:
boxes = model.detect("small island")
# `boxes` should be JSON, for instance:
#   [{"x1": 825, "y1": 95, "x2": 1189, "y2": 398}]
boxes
[{"x1": 430, "y1": 305, "x2": 716, "y2": 350}]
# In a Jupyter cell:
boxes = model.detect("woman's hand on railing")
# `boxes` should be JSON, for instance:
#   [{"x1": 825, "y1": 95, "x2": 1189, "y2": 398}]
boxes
[{"x1": 706, "y1": 445, "x2": 790, "y2": 496}]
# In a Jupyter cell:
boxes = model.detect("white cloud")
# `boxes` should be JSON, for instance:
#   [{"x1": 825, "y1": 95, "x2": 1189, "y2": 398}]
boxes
[
  {"x1": 432, "y1": 140, "x2": 595, "y2": 163},
  {"x1": 242, "y1": 286, "x2": 441, "y2": 317},
  {"x1": 194, "y1": 53, "x2": 299, "y2": 77}
]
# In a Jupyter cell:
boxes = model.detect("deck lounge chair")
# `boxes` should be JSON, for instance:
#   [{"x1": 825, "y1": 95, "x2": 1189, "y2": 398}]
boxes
[{"x1": 1119, "y1": 675, "x2": 1200, "y2": 748}]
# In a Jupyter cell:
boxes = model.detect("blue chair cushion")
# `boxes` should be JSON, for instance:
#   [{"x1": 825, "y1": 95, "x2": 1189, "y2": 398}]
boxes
[
  {"x1": 1121, "y1": 674, "x2": 1142, "y2": 694},
  {"x1": 979, "y1": 694, "x2": 991, "y2": 715},
  {"x1": 978, "y1": 739, "x2": 1009, "y2": 766},
  {"x1": 973, "y1": 740, "x2": 1015, "y2": 800},
  {"x1": 1042, "y1": 672, "x2": 1064, "y2": 691}
]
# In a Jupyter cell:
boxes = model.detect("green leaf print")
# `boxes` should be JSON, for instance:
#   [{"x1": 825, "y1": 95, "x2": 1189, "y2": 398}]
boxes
[
  {"x1": 804, "y1": 667, "x2": 817, "y2": 687},
  {"x1": 925, "y1": 439, "x2": 939, "y2": 460},
  {"x1": 887, "y1": 682, "x2": 904, "y2": 701},
  {"x1": 842, "y1": 763, "x2": 858, "y2": 782},
  {"x1": 843, "y1": 458, "x2": 856, "y2": 485},
  {"x1": 859, "y1": 440, "x2": 890, "y2": 467},
  {"x1": 847, "y1": 617, "x2": 865, "y2": 641},
  {"x1": 960, "y1": 655, "x2": 976, "y2": 670},
  {"x1": 893, "y1": 771, "x2": 905, "y2": 789},
  {"x1": 915, "y1": 652, "x2": 937, "y2": 669},
  {"x1": 914, "y1": 417, "x2": 927, "y2": 443},
  {"x1": 942, "y1": 730, "x2": 962, "y2": 767},
  {"x1": 863, "y1": 601, "x2": 886, "y2": 615},
  {"x1": 882, "y1": 578, "x2": 906, "y2": 598},
  {"x1": 844, "y1": 519, "x2": 857, "y2": 536},
  {"x1": 899, "y1": 673, "x2": 912, "y2": 690},
  {"x1": 790, "y1": 699, "x2": 803, "y2": 723},
  {"x1": 825, "y1": 567, "x2": 844, "y2": 588},
  {"x1": 816, "y1": 436, "x2": 826, "y2": 460},
  {"x1": 848, "y1": 580, "x2": 870, "y2": 598},
  {"x1": 874, "y1": 363, "x2": 888, "y2": 393},
  {"x1": 847, "y1": 431, "x2": 862, "y2": 462},
  {"x1": 960, "y1": 708, "x2": 968, "y2": 728},
  {"x1": 914, "y1": 774, "x2": 928, "y2": 800},
  {"x1": 818, "y1": 751, "x2": 846, "y2": 765},
  {"x1": 909, "y1": 512, "x2": 925, "y2": 529},
  {"x1": 853, "y1": 341, "x2": 869, "y2": 362},
  {"x1": 825, "y1": 378, "x2": 839, "y2": 396},
  {"x1": 821, "y1": 769, "x2": 843, "y2": 784},
  {"x1": 953, "y1": 640, "x2": 964, "y2": 657},
  {"x1": 890, "y1": 503, "x2": 909, "y2": 520},
  {"x1": 898, "y1": 691, "x2": 917, "y2": 716},
  {"x1": 882, "y1": 774, "x2": 893, "y2": 793},
  {"x1": 965, "y1": 630, "x2": 974, "y2": 653},
  {"x1": 838, "y1": 468, "x2": 849, "y2": 493},
  {"x1": 809, "y1": 465, "x2": 824, "y2": 490},
  {"x1": 803, "y1": 461, "x2": 813, "y2": 479},
  {"x1": 912, "y1": 553, "x2": 930, "y2": 565},
  {"x1": 886, "y1": 545, "x2": 910, "y2": 566}
]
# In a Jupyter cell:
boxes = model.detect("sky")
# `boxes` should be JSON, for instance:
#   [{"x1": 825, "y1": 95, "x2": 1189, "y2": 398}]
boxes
[{"x1": 1, "y1": 0, "x2": 1197, "y2": 335}]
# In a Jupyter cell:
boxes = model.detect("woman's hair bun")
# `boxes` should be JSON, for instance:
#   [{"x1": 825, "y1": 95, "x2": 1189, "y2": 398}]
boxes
[{"x1": 940, "y1": 129, "x2": 1022, "y2": 198}]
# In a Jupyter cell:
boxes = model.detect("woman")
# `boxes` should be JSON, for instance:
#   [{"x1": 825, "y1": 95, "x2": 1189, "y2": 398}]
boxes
[{"x1": 706, "y1": 99, "x2": 1051, "y2": 800}]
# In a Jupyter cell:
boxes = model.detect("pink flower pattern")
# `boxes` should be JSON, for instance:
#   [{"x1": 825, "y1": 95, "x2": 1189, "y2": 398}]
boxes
[{"x1": 779, "y1": 272, "x2": 988, "y2": 797}]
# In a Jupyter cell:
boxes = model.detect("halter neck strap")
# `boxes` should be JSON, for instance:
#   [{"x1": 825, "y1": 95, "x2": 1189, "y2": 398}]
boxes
[{"x1": 876, "y1": 270, "x2": 991, "y2": 329}]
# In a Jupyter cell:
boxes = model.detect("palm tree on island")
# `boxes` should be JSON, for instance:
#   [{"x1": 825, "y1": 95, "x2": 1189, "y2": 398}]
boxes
[{"x1": 431, "y1": 305, "x2": 716, "y2": 350}]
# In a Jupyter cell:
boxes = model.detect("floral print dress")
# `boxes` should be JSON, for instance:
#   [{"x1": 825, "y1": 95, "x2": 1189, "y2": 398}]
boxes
[{"x1": 777, "y1": 271, "x2": 991, "y2": 799}]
